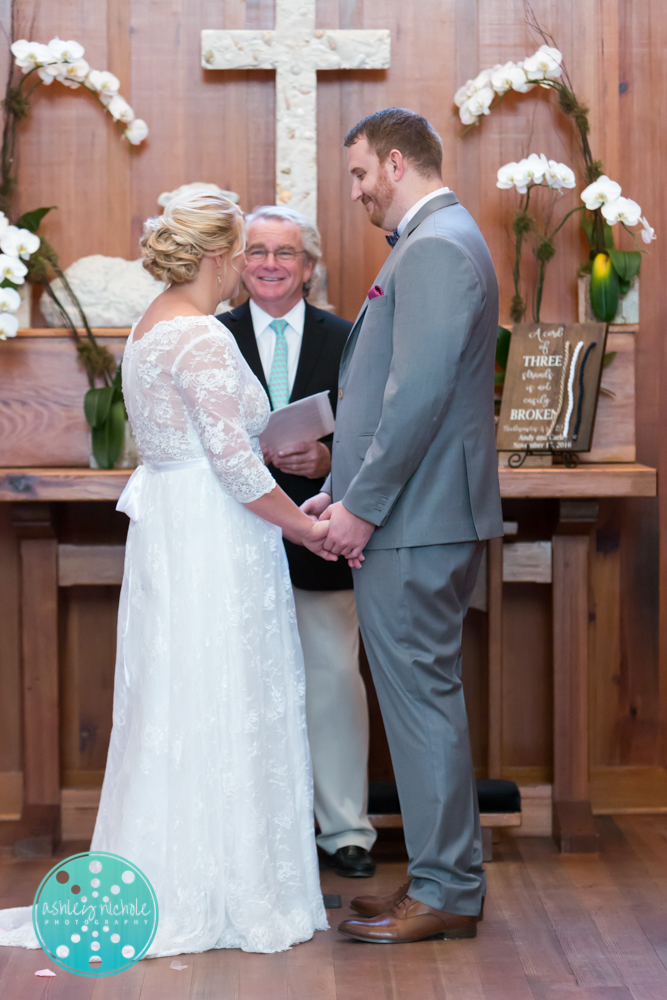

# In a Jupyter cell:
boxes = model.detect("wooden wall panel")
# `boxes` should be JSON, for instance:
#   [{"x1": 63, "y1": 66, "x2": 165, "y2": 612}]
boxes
[
  {"x1": 0, "y1": 505, "x2": 21, "y2": 775},
  {"x1": 59, "y1": 586, "x2": 119, "y2": 788},
  {"x1": 0, "y1": 0, "x2": 664, "y2": 803}
]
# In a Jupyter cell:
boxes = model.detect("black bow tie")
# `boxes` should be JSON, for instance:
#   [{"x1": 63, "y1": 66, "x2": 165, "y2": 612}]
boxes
[{"x1": 385, "y1": 229, "x2": 400, "y2": 248}]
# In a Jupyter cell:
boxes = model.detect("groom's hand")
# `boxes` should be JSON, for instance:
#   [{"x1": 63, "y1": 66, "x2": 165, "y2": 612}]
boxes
[{"x1": 319, "y1": 501, "x2": 374, "y2": 564}]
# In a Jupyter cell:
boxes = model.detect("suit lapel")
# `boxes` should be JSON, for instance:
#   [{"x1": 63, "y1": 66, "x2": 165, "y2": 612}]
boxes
[
  {"x1": 340, "y1": 194, "x2": 460, "y2": 379},
  {"x1": 222, "y1": 302, "x2": 271, "y2": 399},
  {"x1": 290, "y1": 304, "x2": 326, "y2": 403},
  {"x1": 339, "y1": 252, "x2": 397, "y2": 378}
]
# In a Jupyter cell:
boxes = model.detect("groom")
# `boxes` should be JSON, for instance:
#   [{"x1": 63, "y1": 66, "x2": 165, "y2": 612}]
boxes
[{"x1": 303, "y1": 108, "x2": 503, "y2": 943}]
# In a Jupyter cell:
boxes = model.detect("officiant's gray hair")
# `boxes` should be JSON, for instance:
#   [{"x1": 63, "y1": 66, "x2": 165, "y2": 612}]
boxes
[{"x1": 245, "y1": 205, "x2": 321, "y2": 295}]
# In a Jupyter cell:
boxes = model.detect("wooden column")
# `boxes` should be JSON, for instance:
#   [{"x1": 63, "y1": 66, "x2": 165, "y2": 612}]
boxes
[
  {"x1": 552, "y1": 499, "x2": 599, "y2": 853},
  {"x1": 0, "y1": 504, "x2": 60, "y2": 856},
  {"x1": 487, "y1": 537, "x2": 504, "y2": 779}
]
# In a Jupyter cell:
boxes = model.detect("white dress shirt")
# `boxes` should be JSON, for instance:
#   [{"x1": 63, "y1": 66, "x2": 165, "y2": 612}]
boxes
[
  {"x1": 249, "y1": 297, "x2": 306, "y2": 395},
  {"x1": 396, "y1": 186, "x2": 451, "y2": 237}
]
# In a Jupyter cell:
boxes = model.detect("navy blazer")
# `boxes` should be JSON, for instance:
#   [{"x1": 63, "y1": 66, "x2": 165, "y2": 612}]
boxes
[{"x1": 216, "y1": 300, "x2": 353, "y2": 591}]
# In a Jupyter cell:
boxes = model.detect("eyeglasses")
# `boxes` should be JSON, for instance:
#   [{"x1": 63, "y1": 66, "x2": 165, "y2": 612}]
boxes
[{"x1": 245, "y1": 247, "x2": 306, "y2": 263}]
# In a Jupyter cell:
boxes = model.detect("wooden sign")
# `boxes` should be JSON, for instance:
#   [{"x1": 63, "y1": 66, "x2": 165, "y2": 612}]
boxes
[{"x1": 496, "y1": 323, "x2": 608, "y2": 454}]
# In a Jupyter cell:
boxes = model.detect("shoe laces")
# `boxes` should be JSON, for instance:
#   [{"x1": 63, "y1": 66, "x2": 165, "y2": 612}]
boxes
[{"x1": 391, "y1": 894, "x2": 413, "y2": 917}]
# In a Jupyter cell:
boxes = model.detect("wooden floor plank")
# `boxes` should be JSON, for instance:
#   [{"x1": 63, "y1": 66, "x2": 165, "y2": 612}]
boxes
[
  {"x1": 490, "y1": 856, "x2": 576, "y2": 987},
  {"x1": 516, "y1": 838, "x2": 625, "y2": 988},
  {"x1": 562, "y1": 851, "x2": 667, "y2": 1000},
  {"x1": 4, "y1": 822, "x2": 667, "y2": 999}
]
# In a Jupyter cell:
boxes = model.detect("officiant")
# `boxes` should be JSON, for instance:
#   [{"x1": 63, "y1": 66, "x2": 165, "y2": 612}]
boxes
[{"x1": 217, "y1": 205, "x2": 376, "y2": 878}]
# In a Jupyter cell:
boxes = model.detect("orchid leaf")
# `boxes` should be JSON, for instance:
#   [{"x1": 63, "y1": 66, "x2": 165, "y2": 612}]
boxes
[
  {"x1": 16, "y1": 206, "x2": 56, "y2": 233},
  {"x1": 608, "y1": 248, "x2": 641, "y2": 283},
  {"x1": 604, "y1": 224, "x2": 615, "y2": 250},
  {"x1": 84, "y1": 386, "x2": 114, "y2": 429},
  {"x1": 581, "y1": 217, "x2": 593, "y2": 249},
  {"x1": 494, "y1": 370, "x2": 506, "y2": 387},
  {"x1": 496, "y1": 326, "x2": 511, "y2": 371},
  {"x1": 602, "y1": 351, "x2": 617, "y2": 369},
  {"x1": 91, "y1": 399, "x2": 126, "y2": 469}
]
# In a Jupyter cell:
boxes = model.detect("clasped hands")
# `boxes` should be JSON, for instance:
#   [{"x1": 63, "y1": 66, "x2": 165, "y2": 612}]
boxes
[{"x1": 300, "y1": 493, "x2": 375, "y2": 569}]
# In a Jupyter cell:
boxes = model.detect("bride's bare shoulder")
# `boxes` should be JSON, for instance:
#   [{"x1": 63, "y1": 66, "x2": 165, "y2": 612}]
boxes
[{"x1": 132, "y1": 294, "x2": 208, "y2": 344}]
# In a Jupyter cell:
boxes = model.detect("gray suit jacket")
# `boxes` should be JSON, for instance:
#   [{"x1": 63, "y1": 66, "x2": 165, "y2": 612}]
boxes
[{"x1": 324, "y1": 191, "x2": 503, "y2": 549}]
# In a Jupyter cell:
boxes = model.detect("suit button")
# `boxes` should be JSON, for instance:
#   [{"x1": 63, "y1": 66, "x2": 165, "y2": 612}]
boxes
[{"x1": 338, "y1": 389, "x2": 344, "y2": 399}]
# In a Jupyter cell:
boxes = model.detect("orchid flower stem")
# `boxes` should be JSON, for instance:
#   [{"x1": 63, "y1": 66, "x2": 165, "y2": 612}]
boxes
[
  {"x1": 534, "y1": 260, "x2": 547, "y2": 322},
  {"x1": 549, "y1": 204, "x2": 585, "y2": 240}
]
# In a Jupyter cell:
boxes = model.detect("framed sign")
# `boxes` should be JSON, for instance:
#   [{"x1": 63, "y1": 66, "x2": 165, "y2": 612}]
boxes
[{"x1": 496, "y1": 322, "x2": 608, "y2": 455}]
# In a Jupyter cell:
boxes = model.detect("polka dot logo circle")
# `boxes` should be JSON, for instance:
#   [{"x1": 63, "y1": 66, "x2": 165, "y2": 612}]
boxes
[{"x1": 32, "y1": 852, "x2": 158, "y2": 977}]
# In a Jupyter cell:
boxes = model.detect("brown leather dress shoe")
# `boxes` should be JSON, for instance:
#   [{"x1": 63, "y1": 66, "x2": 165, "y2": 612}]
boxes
[
  {"x1": 338, "y1": 895, "x2": 478, "y2": 943},
  {"x1": 350, "y1": 880, "x2": 412, "y2": 917},
  {"x1": 351, "y1": 881, "x2": 485, "y2": 921}
]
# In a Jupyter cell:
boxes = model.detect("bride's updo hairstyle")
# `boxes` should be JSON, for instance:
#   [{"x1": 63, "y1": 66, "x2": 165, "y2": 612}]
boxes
[{"x1": 140, "y1": 190, "x2": 245, "y2": 284}]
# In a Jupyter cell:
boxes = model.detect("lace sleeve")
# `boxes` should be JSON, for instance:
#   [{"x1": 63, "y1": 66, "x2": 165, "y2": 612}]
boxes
[{"x1": 172, "y1": 327, "x2": 276, "y2": 503}]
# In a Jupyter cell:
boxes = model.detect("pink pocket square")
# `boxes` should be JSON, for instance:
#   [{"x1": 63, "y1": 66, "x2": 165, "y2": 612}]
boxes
[{"x1": 368, "y1": 285, "x2": 384, "y2": 300}]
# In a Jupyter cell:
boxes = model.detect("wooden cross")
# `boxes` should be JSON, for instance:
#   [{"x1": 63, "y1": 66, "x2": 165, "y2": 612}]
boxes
[{"x1": 202, "y1": 0, "x2": 390, "y2": 222}]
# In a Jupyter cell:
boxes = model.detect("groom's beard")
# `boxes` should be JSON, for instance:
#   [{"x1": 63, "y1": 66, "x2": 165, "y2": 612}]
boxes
[{"x1": 364, "y1": 168, "x2": 395, "y2": 229}]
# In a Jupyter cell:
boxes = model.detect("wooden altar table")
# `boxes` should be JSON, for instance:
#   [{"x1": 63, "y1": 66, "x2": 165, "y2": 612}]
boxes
[{"x1": 0, "y1": 463, "x2": 657, "y2": 856}]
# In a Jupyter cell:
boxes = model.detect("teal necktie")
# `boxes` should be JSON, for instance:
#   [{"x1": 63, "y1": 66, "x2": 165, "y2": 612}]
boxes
[{"x1": 267, "y1": 318, "x2": 290, "y2": 409}]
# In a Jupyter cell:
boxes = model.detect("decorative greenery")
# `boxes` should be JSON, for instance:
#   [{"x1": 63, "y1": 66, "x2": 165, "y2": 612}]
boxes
[
  {"x1": 0, "y1": 2, "x2": 148, "y2": 467},
  {"x1": 454, "y1": 1, "x2": 655, "y2": 322}
]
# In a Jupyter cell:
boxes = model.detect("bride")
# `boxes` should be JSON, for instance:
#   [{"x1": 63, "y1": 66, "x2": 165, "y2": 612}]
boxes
[{"x1": 0, "y1": 190, "x2": 341, "y2": 957}]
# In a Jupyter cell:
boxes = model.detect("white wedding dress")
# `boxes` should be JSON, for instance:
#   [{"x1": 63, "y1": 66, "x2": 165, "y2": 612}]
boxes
[{"x1": 0, "y1": 315, "x2": 327, "y2": 956}]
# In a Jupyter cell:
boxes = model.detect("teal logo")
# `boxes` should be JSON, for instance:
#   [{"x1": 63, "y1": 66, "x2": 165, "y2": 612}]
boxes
[{"x1": 33, "y1": 852, "x2": 158, "y2": 977}]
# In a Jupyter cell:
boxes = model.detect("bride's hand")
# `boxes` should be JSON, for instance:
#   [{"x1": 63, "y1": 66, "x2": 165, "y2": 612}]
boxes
[
  {"x1": 302, "y1": 520, "x2": 364, "y2": 569},
  {"x1": 301, "y1": 519, "x2": 339, "y2": 562}
]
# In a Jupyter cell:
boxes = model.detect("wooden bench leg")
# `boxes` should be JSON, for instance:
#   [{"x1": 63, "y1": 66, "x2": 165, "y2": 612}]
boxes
[
  {"x1": 482, "y1": 827, "x2": 493, "y2": 862},
  {"x1": 552, "y1": 503, "x2": 599, "y2": 854}
]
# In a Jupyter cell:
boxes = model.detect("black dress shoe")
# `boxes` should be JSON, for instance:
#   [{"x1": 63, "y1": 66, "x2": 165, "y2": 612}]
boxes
[{"x1": 320, "y1": 845, "x2": 376, "y2": 878}]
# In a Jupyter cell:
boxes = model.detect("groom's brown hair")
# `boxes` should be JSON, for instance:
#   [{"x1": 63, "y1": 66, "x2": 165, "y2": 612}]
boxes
[{"x1": 344, "y1": 108, "x2": 443, "y2": 179}]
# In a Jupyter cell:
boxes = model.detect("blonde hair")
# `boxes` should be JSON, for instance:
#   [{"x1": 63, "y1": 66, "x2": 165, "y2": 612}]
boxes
[{"x1": 140, "y1": 190, "x2": 245, "y2": 284}]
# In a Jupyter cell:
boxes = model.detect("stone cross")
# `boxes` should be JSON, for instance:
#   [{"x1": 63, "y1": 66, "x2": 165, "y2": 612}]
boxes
[{"x1": 202, "y1": 0, "x2": 390, "y2": 222}]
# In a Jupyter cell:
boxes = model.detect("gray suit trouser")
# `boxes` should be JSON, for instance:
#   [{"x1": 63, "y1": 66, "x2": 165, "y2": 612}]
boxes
[{"x1": 352, "y1": 540, "x2": 485, "y2": 916}]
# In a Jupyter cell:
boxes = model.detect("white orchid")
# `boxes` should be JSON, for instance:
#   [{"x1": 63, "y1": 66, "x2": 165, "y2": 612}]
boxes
[
  {"x1": 455, "y1": 68, "x2": 497, "y2": 108},
  {"x1": 108, "y1": 95, "x2": 135, "y2": 124},
  {"x1": 1, "y1": 226, "x2": 40, "y2": 260},
  {"x1": 580, "y1": 175, "x2": 622, "y2": 210},
  {"x1": 10, "y1": 39, "x2": 148, "y2": 147},
  {"x1": 36, "y1": 62, "x2": 64, "y2": 85},
  {"x1": 0, "y1": 286, "x2": 22, "y2": 313},
  {"x1": 545, "y1": 159, "x2": 576, "y2": 191},
  {"x1": 10, "y1": 40, "x2": 54, "y2": 71},
  {"x1": 640, "y1": 216, "x2": 656, "y2": 244},
  {"x1": 86, "y1": 69, "x2": 120, "y2": 99},
  {"x1": 59, "y1": 59, "x2": 90, "y2": 88},
  {"x1": 459, "y1": 86, "x2": 494, "y2": 125},
  {"x1": 124, "y1": 119, "x2": 149, "y2": 145},
  {"x1": 0, "y1": 312, "x2": 19, "y2": 340},
  {"x1": 522, "y1": 44, "x2": 563, "y2": 85},
  {"x1": 521, "y1": 152, "x2": 549, "y2": 184},
  {"x1": 491, "y1": 61, "x2": 533, "y2": 95},
  {"x1": 601, "y1": 196, "x2": 642, "y2": 227},
  {"x1": 454, "y1": 82, "x2": 473, "y2": 108},
  {"x1": 497, "y1": 161, "x2": 531, "y2": 194},
  {"x1": 47, "y1": 37, "x2": 85, "y2": 63},
  {"x1": 0, "y1": 213, "x2": 10, "y2": 240},
  {"x1": 0, "y1": 254, "x2": 27, "y2": 285}
]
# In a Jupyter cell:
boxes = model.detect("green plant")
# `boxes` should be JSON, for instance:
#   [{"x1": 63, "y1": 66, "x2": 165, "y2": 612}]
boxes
[
  {"x1": 455, "y1": 2, "x2": 654, "y2": 322},
  {"x1": 84, "y1": 366, "x2": 127, "y2": 470}
]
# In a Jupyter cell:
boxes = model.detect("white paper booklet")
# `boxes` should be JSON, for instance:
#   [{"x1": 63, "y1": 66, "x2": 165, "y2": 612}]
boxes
[{"x1": 259, "y1": 391, "x2": 335, "y2": 453}]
